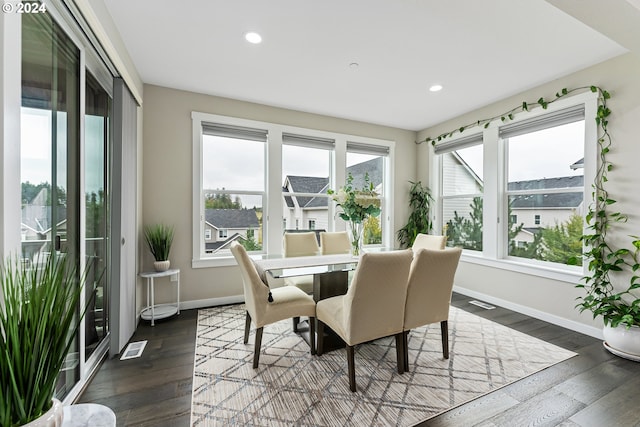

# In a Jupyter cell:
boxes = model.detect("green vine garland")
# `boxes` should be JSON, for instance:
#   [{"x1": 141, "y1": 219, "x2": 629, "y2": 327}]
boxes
[{"x1": 420, "y1": 86, "x2": 640, "y2": 328}]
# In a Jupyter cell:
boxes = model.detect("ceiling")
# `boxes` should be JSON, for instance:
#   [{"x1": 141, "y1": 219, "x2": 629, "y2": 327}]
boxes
[{"x1": 103, "y1": 0, "x2": 629, "y2": 131}]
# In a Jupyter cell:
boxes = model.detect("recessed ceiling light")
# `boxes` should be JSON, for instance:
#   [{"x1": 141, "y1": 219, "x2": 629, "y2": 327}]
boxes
[
  {"x1": 245, "y1": 32, "x2": 262, "y2": 44},
  {"x1": 349, "y1": 62, "x2": 359, "y2": 68},
  {"x1": 429, "y1": 84, "x2": 443, "y2": 92}
]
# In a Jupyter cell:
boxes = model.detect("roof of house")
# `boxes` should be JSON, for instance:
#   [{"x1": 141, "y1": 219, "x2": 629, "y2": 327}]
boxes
[
  {"x1": 283, "y1": 176, "x2": 329, "y2": 208},
  {"x1": 205, "y1": 208, "x2": 259, "y2": 229},
  {"x1": 283, "y1": 157, "x2": 383, "y2": 209},
  {"x1": 508, "y1": 175, "x2": 583, "y2": 191},
  {"x1": 205, "y1": 233, "x2": 244, "y2": 251},
  {"x1": 509, "y1": 176, "x2": 584, "y2": 209}
]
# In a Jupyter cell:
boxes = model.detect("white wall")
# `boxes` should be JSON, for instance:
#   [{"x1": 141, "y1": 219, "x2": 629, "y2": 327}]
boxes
[{"x1": 417, "y1": 53, "x2": 640, "y2": 336}]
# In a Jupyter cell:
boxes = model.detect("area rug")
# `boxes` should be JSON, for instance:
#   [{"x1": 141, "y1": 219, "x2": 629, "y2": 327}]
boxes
[{"x1": 190, "y1": 304, "x2": 576, "y2": 426}]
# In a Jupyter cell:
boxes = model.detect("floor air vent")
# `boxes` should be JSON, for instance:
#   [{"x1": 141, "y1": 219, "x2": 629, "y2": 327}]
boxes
[
  {"x1": 469, "y1": 300, "x2": 496, "y2": 310},
  {"x1": 120, "y1": 340, "x2": 147, "y2": 360}
]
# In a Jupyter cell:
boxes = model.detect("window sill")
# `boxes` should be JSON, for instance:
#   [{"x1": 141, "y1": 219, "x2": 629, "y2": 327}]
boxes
[
  {"x1": 192, "y1": 252, "x2": 273, "y2": 269},
  {"x1": 460, "y1": 252, "x2": 583, "y2": 284}
]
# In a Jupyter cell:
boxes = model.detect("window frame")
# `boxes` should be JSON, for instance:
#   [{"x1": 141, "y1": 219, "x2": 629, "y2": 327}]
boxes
[
  {"x1": 432, "y1": 91, "x2": 598, "y2": 283},
  {"x1": 192, "y1": 112, "x2": 395, "y2": 268}
]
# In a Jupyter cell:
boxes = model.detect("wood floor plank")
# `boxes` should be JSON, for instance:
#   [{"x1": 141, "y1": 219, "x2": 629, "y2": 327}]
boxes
[
  {"x1": 553, "y1": 359, "x2": 640, "y2": 405},
  {"x1": 568, "y1": 374, "x2": 640, "y2": 427},
  {"x1": 416, "y1": 390, "x2": 519, "y2": 427},
  {"x1": 483, "y1": 388, "x2": 586, "y2": 427}
]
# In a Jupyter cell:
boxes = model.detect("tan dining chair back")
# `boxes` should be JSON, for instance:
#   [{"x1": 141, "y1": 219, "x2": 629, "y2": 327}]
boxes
[
  {"x1": 316, "y1": 249, "x2": 413, "y2": 391},
  {"x1": 402, "y1": 247, "x2": 462, "y2": 370},
  {"x1": 411, "y1": 233, "x2": 446, "y2": 252},
  {"x1": 283, "y1": 231, "x2": 320, "y2": 257},
  {"x1": 230, "y1": 241, "x2": 316, "y2": 368},
  {"x1": 320, "y1": 231, "x2": 351, "y2": 255}
]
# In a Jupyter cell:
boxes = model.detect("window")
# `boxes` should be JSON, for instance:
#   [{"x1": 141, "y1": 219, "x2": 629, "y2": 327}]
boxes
[
  {"x1": 435, "y1": 134, "x2": 484, "y2": 251},
  {"x1": 282, "y1": 133, "x2": 333, "y2": 233},
  {"x1": 347, "y1": 142, "x2": 389, "y2": 246},
  {"x1": 200, "y1": 122, "x2": 266, "y2": 256},
  {"x1": 205, "y1": 229, "x2": 211, "y2": 240},
  {"x1": 192, "y1": 112, "x2": 395, "y2": 267},
  {"x1": 434, "y1": 93, "x2": 595, "y2": 275},
  {"x1": 502, "y1": 105, "x2": 585, "y2": 265}
]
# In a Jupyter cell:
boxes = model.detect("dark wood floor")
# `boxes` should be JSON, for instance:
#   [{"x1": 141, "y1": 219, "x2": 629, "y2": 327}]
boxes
[{"x1": 79, "y1": 293, "x2": 640, "y2": 426}]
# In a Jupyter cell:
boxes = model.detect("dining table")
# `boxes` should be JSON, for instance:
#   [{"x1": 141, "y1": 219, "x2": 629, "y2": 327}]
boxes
[{"x1": 254, "y1": 253, "x2": 359, "y2": 352}]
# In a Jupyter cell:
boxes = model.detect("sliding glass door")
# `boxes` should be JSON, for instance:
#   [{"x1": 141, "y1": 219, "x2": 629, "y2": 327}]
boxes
[
  {"x1": 84, "y1": 72, "x2": 111, "y2": 361},
  {"x1": 20, "y1": 6, "x2": 112, "y2": 400}
]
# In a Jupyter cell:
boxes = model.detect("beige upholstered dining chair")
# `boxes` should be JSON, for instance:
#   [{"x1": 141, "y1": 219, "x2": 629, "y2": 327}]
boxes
[
  {"x1": 230, "y1": 242, "x2": 317, "y2": 368},
  {"x1": 283, "y1": 232, "x2": 320, "y2": 331},
  {"x1": 283, "y1": 231, "x2": 320, "y2": 294},
  {"x1": 411, "y1": 233, "x2": 447, "y2": 252},
  {"x1": 316, "y1": 250, "x2": 413, "y2": 392},
  {"x1": 320, "y1": 231, "x2": 351, "y2": 255},
  {"x1": 402, "y1": 247, "x2": 462, "y2": 372}
]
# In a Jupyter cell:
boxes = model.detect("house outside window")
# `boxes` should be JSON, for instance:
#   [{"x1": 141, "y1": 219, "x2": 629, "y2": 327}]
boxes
[{"x1": 434, "y1": 92, "x2": 595, "y2": 273}]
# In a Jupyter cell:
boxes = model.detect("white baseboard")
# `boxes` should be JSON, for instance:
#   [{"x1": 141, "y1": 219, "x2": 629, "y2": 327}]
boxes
[
  {"x1": 453, "y1": 286, "x2": 603, "y2": 340},
  {"x1": 180, "y1": 295, "x2": 245, "y2": 311}
]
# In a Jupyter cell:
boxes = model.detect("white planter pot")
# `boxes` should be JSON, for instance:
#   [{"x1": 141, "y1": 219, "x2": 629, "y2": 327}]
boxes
[
  {"x1": 154, "y1": 260, "x2": 170, "y2": 272},
  {"x1": 22, "y1": 398, "x2": 63, "y2": 427},
  {"x1": 603, "y1": 324, "x2": 640, "y2": 361}
]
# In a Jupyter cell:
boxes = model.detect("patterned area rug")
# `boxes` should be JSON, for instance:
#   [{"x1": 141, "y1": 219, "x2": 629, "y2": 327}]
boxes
[{"x1": 191, "y1": 304, "x2": 576, "y2": 426}]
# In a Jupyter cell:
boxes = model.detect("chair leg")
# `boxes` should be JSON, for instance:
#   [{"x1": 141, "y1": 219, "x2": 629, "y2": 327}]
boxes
[
  {"x1": 309, "y1": 317, "x2": 316, "y2": 355},
  {"x1": 403, "y1": 330, "x2": 410, "y2": 372},
  {"x1": 347, "y1": 345, "x2": 356, "y2": 392},
  {"x1": 292, "y1": 316, "x2": 300, "y2": 332},
  {"x1": 244, "y1": 312, "x2": 251, "y2": 344},
  {"x1": 316, "y1": 320, "x2": 325, "y2": 356},
  {"x1": 395, "y1": 333, "x2": 405, "y2": 374},
  {"x1": 253, "y1": 327, "x2": 263, "y2": 369},
  {"x1": 441, "y1": 320, "x2": 449, "y2": 359}
]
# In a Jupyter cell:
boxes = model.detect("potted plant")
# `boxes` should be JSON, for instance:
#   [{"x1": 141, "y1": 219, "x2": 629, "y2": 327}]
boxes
[
  {"x1": 0, "y1": 254, "x2": 90, "y2": 426},
  {"x1": 577, "y1": 235, "x2": 640, "y2": 358},
  {"x1": 397, "y1": 181, "x2": 434, "y2": 248},
  {"x1": 144, "y1": 224, "x2": 174, "y2": 271}
]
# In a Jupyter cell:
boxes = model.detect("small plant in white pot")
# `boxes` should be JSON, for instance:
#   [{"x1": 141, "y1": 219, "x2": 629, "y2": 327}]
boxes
[
  {"x1": 144, "y1": 224, "x2": 174, "y2": 271},
  {"x1": 0, "y1": 254, "x2": 90, "y2": 426}
]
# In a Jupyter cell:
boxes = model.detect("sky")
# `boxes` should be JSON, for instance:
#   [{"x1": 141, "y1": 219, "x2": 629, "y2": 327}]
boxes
[{"x1": 457, "y1": 120, "x2": 584, "y2": 183}]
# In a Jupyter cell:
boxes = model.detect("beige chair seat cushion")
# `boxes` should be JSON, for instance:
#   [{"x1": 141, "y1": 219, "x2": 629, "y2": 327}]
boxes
[
  {"x1": 284, "y1": 275, "x2": 314, "y2": 294},
  {"x1": 261, "y1": 286, "x2": 316, "y2": 327}
]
